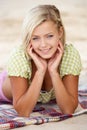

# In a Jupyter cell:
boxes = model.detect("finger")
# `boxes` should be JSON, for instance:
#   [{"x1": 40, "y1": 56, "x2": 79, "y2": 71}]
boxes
[
  {"x1": 27, "y1": 42, "x2": 33, "y2": 53},
  {"x1": 58, "y1": 41, "x2": 64, "y2": 51},
  {"x1": 28, "y1": 43, "x2": 32, "y2": 50},
  {"x1": 58, "y1": 44, "x2": 64, "y2": 54},
  {"x1": 57, "y1": 46, "x2": 63, "y2": 55}
]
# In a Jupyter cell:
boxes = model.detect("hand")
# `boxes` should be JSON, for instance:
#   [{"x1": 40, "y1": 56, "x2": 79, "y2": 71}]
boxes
[
  {"x1": 48, "y1": 41, "x2": 64, "y2": 73},
  {"x1": 27, "y1": 43, "x2": 47, "y2": 74}
]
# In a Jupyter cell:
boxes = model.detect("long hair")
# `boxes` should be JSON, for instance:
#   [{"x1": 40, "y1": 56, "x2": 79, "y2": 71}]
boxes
[{"x1": 22, "y1": 5, "x2": 65, "y2": 58}]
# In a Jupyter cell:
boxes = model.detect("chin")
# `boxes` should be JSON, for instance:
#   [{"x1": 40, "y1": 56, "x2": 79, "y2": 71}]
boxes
[{"x1": 40, "y1": 54, "x2": 54, "y2": 59}]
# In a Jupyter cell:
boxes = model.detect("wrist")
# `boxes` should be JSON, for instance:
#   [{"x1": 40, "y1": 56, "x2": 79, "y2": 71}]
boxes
[
  {"x1": 49, "y1": 70, "x2": 59, "y2": 77},
  {"x1": 36, "y1": 70, "x2": 46, "y2": 77}
]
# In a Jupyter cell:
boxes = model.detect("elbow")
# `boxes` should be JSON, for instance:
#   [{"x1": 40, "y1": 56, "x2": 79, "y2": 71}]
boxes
[
  {"x1": 62, "y1": 108, "x2": 75, "y2": 115},
  {"x1": 62, "y1": 101, "x2": 78, "y2": 115},
  {"x1": 13, "y1": 103, "x2": 31, "y2": 117}
]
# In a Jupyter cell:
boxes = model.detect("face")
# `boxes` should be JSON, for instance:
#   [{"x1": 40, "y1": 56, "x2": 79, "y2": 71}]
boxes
[{"x1": 30, "y1": 20, "x2": 63, "y2": 59}]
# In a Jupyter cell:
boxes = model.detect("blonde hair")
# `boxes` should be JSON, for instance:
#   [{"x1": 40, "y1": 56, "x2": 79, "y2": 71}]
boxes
[{"x1": 22, "y1": 5, "x2": 65, "y2": 57}]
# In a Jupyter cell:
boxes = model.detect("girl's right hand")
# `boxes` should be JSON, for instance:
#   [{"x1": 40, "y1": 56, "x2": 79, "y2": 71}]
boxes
[{"x1": 27, "y1": 44, "x2": 47, "y2": 74}]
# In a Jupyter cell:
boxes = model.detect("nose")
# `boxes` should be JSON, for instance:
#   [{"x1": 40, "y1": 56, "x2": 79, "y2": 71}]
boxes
[{"x1": 40, "y1": 38, "x2": 47, "y2": 48}]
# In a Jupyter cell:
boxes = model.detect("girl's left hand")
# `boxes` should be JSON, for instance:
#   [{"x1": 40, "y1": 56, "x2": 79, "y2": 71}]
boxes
[{"x1": 48, "y1": 41, "x2": 64, "y2": 73}]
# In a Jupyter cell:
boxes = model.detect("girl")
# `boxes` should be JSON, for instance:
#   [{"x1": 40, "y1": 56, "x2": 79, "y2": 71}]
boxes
[{"x1": 0, "y1": 5, "x2": 82, "y2": 117}]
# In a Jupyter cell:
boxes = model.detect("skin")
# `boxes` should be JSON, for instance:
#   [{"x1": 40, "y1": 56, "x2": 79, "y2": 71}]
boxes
[{"x1": 2, "y1": 20, "x2": 79, "y2": 117}]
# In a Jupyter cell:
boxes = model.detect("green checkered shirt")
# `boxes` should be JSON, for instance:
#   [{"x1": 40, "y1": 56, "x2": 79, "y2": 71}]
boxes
[{"x1": 7, "y1": 43, "x2": 82, "y2": 103}]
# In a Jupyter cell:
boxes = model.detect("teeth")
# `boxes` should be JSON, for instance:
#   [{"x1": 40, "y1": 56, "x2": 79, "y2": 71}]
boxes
[{"x1": 39, "y1": 48, "x2": 51, "y2": 53}]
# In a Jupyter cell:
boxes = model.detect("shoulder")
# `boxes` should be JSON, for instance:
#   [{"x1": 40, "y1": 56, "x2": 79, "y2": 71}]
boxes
[
  {"x1": 62, "y1": 44, "x2": 81, "y2": 63},
  {"x1": 7, "y1": 45, "x2": 27, "y2": 66},
  {"x1": 64, "y1": 44, "x2": 80, "y2": 57},
  {"x1": 60, "y1": 44, "x2": 82, "y2": 77},
  {"x1": 9, "y1": 45, "x2": 26, "y2": 59},
  {"x1": 7, "y1": 45, "x2": 32, "y2": 79}
]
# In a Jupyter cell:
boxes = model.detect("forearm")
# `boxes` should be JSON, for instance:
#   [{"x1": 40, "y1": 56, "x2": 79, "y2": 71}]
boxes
[
  {"x1": 14, "y1": 71, "x2": 45, "y2": 117},
  {"x1": 50, "y1": 72, "x2": 78, "y2": 114}
]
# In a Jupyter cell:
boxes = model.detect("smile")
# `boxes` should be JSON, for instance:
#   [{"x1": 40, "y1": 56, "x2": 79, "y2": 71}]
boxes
[{"x1": 40, "y1": 48, "x2": 51, "y2": 54}]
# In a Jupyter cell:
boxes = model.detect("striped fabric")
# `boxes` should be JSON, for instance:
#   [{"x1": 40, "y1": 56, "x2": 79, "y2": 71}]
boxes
[{"x1": 0, "y1": 94, "x2": 87, "y2": 130}]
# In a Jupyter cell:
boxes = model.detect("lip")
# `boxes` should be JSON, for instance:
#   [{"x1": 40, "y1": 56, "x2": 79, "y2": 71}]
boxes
[{"x1": 40, "y1": 48, "x2": 51, "y2": 54}]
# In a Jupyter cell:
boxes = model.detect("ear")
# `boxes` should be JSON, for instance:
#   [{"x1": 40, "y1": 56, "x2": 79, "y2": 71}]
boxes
[{"x1": 58, "y1": 26, "x2": 63, "y2": 39}]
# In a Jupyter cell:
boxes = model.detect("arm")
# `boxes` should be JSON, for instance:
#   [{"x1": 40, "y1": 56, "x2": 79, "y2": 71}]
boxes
[
  {"x1": 49, "y1": 72, "x2": 78, "y2": 114},
  {"x1": 10, "y1": 70, "x2": 45, "y2": 117},
  {"x1": 10, "y1": 44, "x2": 47, "y2": 117},
  {"x1": 48, "y1": 42, "x2": 79, "y2": 114}
]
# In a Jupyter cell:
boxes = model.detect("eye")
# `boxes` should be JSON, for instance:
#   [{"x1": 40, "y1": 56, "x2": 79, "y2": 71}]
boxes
[
  {"x1": 32, "y1": 37, "x2": 39, "y2": 41},
  {"x1": 47, "y1": 34, "x2": 54, "y2": 38}
]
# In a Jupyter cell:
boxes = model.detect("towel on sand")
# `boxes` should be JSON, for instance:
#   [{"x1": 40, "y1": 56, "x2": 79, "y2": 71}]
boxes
[{"x1": 0, "y1": 90, "x2": 87, "y2": 130}]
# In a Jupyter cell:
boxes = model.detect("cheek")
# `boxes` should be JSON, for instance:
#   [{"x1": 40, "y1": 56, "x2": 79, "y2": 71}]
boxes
[
  {"x1": 31, "y1": 43, "x2": 37, "y2": 49},
  {"x1": 53, "y1": 42, "x2": 58, "y2": 48},
  {"x1": 31, "y1": 44, "x2": 39, "y2": 53},
  {"x1": 52, "y1": 42, "x2": 58, "y2": 52}
]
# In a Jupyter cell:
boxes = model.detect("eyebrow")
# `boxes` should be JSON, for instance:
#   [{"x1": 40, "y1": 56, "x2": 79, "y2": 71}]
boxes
[{"x1": 32, "y1": 32, "x2": 54, "y2": 37}]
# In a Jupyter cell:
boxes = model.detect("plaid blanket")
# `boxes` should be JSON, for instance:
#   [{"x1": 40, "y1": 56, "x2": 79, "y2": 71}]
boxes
[
  {"x1": 0, "y1": 91, "x2": 87, "y2": 130},
  {"x1": 78, "y1": 89, "x2": 87, "y2": 108}
]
